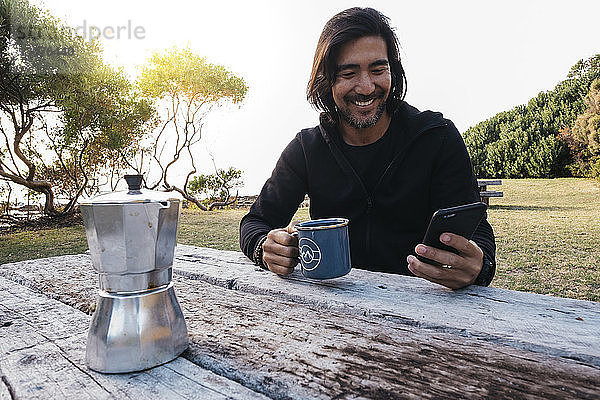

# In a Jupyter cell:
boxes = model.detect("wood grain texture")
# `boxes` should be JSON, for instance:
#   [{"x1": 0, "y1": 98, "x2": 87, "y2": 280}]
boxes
[
  {"x1": 173, "y1": 245, "x2": 600, "y2": 365},
  {"x1": 1, "y1": 248, "x2": 599, "y2": 400},
  {"x1": 0, "y1": 276, "x2": 269, "y2": 400},
  {"x1": 174, "y1": 276, "x2": 600, "y2": 400}
]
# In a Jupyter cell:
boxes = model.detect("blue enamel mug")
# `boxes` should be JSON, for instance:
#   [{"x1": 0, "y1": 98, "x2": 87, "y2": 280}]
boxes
[{"x1": 295, "y1": 218, "x2": 351, "y2": 279}]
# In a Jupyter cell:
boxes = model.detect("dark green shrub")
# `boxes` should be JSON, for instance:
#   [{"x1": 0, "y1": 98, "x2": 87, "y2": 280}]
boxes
[{"x1": 464, "y1": 55, "x2": 600, "y2": 178}]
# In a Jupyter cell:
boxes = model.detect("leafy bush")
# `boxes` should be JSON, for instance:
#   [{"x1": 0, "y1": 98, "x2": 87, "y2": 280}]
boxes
[
  {"x1": 464, "y1": 55, "x2": 600, "y2": 178},
  {"x1": 558, "y1": 78, "x2": 600, "y2": 178},
  {"x1": 186, "y1": 167, "x2": 243, "y2": 208}
]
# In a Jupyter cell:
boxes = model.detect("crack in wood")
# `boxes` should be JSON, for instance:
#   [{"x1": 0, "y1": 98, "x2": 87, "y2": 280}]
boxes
[
  {"x1": 181, "y1": 347, "x2": 294, "y2": 400},
  {"x1": 466, "y1": 292, "x2": 509, "y2": 303},
  {"x1": 549, "y1": 308, "x2": 571, "y2": 314},
  {"x1": 2, "y1": 303, "x2": 86, "y2": 343},
  {"x1": 163, "y1": 363, "x2": 255, "y2": 398},
  {"x1": 179, "y1": 254, "x2": 250, "y2": 267},
  {"x1": 1, "y1": 371, "x2": 17, "y2": 400},
  {"x1": 57, "y1": 349, "x2": 114, "y2": 397},
  {"x1": 8, "y1": 343, "x2": 38, "y2": 354},
  {"x1": 132, "y1": 370, "x2": 188, "y2": 400}
]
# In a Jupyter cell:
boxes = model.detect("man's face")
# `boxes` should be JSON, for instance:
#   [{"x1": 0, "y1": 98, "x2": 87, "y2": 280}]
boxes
[{"x1": 331, "y1": 35, "x2": 392, "y2": 129}]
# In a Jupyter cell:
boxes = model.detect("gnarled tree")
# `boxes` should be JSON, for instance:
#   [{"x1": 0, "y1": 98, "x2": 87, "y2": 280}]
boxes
[
  {"x1": 0, "y1": 0, "x2": 153, "y2": 218},
  {"x1": 135, "y1": 47, "x2": 247, "y2": 210},
  {"x1": 187, "y1": 163, "x2": 243, "y2": 210}
]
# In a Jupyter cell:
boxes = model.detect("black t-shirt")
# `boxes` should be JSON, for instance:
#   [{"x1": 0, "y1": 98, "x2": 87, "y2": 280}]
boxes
[{"x1": 338, "y1": 123, "x2": 398, "y2": 193}]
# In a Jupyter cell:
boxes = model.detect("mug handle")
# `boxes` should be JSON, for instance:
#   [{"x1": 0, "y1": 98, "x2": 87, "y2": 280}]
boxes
[{"x1": 290, "y1": 231, "x2": 301, "y2": 264}]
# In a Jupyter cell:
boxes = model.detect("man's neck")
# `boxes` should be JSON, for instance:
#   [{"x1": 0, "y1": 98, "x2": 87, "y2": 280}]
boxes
[{"x1": 339, "y1": 112, "x2": 392, "y2": 146}]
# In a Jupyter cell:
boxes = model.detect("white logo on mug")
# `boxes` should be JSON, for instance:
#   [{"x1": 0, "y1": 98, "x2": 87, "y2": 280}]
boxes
[{"x1": 299, "y1": 237, "x2": 322, "y2": 271}]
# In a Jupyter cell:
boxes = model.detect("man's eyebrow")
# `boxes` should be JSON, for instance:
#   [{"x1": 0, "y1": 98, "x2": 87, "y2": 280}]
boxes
[
  {"x1": 370, "y1": 59, "x2": 389, "y2": 67},
  {"x1": 336, "y1": 63, "x2": 359, "y2": 72},
  {"x1": 336, "y1": 59, "x2": 390, "y2": 72}
]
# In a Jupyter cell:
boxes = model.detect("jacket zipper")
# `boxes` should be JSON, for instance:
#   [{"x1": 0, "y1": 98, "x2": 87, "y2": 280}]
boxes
[
  {"x1": 365, "y1": 197, "x2": 373, "y2": 256},
  {"x1": 319, "y1": 125, "x2": 373, "y2": 255}
]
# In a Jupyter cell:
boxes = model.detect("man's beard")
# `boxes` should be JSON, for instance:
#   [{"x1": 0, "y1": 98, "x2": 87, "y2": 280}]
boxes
[{"x1": 338, "y1": 94, "x2": 387, "y2": 129}]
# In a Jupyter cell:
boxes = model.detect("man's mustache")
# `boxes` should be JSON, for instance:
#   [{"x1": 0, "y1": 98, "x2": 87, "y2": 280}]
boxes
[{"x1": 344, "y1": 91, "x2": 386, "y2": 103}]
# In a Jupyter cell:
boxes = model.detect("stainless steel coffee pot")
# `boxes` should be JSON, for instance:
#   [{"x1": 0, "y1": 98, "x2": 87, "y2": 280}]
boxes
[{"x1": 80, "y1": 175, "x2": 188, "y2": 373}]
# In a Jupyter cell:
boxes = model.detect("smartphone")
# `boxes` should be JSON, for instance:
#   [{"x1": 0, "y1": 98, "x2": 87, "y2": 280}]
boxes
[{"x1": 416, "y1": 202, "x2": 487, "y2": 266}]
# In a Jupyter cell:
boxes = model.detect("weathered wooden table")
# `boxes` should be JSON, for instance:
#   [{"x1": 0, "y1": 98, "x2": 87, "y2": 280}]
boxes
[{"x1": 1, "y1": 244, "x2": 598, "y2": 399}]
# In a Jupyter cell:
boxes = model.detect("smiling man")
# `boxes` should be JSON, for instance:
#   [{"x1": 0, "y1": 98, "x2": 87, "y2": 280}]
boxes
[
  {"x1": 239, "y1": 7, "x2": 496, "y2": 289},
  {"x1": 332, "y1": 35, "x2": 391, "y2": 143}
]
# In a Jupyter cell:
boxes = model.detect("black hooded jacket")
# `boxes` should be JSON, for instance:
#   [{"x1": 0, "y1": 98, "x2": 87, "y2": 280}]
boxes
[{"x1": 240, "y1": 102, "x2": 496, "y2": 284}]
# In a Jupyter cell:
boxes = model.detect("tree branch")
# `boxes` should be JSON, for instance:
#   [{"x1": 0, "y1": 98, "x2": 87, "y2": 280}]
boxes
[
  {"x1": 61, "y1": 139, "x2": 90, "y2": 215},
  {"x1": 0, "y1": 122, "x2": 21, "y2": 177},
  {"x1": 27, "y1": 101, "x2": 56, "y2": 113},
  {"x1": 0, "y1": 168, "x2": 57, "y2": 215},
  {"x1": 208, "y1": 190, "x2": 238, "y2": 211},
  {"x1": 168, "y1": 185, "x2": 208, "y2": 211},
  {"x1": 11, "y1": 109, "x2": 37, "y2": 181}
]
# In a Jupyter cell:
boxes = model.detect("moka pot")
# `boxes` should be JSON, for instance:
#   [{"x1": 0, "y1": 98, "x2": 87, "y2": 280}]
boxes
[{"x1": 79, "y1": 175, "x2": 188, "y2": 373}]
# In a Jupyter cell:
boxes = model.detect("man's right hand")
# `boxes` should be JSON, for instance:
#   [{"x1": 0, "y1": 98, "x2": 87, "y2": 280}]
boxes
[{"x1": 262, "y1": 223, "x2": 299, "y2": 275}]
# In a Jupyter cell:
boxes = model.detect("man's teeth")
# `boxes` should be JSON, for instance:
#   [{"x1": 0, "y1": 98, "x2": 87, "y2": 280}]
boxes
[{"x1": 353, "y1": 98, "x2": 375, "y2": 106}]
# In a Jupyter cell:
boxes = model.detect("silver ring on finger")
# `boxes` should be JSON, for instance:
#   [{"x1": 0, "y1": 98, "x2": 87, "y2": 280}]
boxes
[{"x1": 441, "y1": 264, "x2": 452, "y2": 269}]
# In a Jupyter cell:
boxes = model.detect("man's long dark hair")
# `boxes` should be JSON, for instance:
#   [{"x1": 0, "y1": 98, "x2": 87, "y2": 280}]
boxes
[{"x1": 307, "y1": 7, "x2": 407, "y2": 123}]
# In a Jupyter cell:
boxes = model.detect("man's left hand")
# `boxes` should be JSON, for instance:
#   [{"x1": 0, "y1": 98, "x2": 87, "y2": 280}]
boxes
[{"x1": 406, "y1": 232, "x2": 483, "y2": 289}]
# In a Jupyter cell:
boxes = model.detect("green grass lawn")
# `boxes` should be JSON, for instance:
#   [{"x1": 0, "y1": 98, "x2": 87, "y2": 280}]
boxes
[
  {"x1": 1, "y1": 178, "x2": 598, "y2": 301},
  {"x1": 0, "y1": 225, "x2": 88, "y2": 262},
  {"x1": 486, "y1": 179, "x2": 600, "y2": 301}
]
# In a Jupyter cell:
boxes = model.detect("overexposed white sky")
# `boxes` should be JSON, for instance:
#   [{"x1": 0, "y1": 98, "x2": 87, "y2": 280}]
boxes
[{"x1": 35, "y1": 0, "x2": 600, "y2": 194}]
